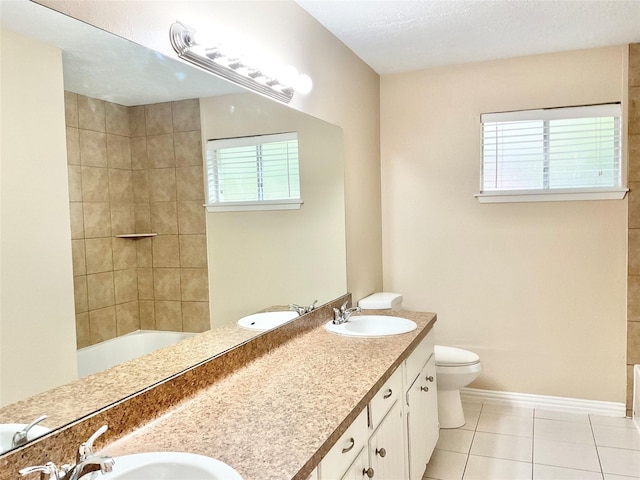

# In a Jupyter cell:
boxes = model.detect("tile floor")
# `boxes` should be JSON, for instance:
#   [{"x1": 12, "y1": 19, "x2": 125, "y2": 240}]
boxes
[{"x1": 423, "y1": 401, "x2": 640, "y2": 480}]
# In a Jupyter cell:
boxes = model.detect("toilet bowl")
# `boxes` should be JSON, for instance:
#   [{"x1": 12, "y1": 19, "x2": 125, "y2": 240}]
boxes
[
  {"x1": 358, "y1": 292, "x2": 483, "y2": 429},
  {"x1": 435, "y1": 345, "x2": 482, "y2": 428}
]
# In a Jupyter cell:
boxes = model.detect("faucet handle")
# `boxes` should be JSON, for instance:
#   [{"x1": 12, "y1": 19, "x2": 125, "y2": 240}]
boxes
[
  {"x1": 340, "y1": 301, "x2": 349, "y2": 313},
  {"x1": 78, "y1": 425, "x2": 108, "y2": 461},
  {"x1": 307, "y1": 300, "x2": 318, "y2": 312},
  {"x1": 19, "y1": 462, "x2": 60, "y2": 479},
  {"x1": 12, "y1": 414, "x2": 47, "y2": 448}
]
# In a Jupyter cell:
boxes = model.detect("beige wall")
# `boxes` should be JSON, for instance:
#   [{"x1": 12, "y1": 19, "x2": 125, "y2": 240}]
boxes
[
  {"x1": 201, "y1": 93, "x2": 347, "y2": 325},
  {"x1": 35, "y1": 0, "x2": 383, "y2": 305},
  {"x1": 381, "y1": 46, "x2": 628, "y2": 402},
  {"x1": 0, "y1": 30, "x2": 78, "y2": 405}
]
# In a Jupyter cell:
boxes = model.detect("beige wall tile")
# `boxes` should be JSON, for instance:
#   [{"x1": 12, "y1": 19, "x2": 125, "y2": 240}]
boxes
[
  {"x1": 181, "y1": 268, "x2": 209, "y2": 301},
  {"x1": 69, "y1": 202, "x2": 85, "y2": 239},
  {"x1": 627, "y1": 321, "x2": 640, "y2": 364},
  {"x1": 629, "y1": 135, "x2": 640, "y2": 182},
  {"x1": 136, "y1": 237, "x2": 153, "y2": 267},
  {"x1": 182, "y1": 301, "x2": 210, "y2": 333},
  {"x1": 78, "y1": 95, "x2": 105, "y2": 132},
  {"x1": 145, "y1": 102, "x2": 173, "y2": 135},
  {"x1": 179, "y1": 234, "x2": 208, "y2": 268},
  {"x1": 139, "y1": 300, "x2": 155, "y2": 330},
  {"x1": 83, "y1": 203, "x2": 112, "y2": 238},
  {"x1": 73, "y1": 275, "x2": 88, "y2": 314},
  {"x1": 82, "y1": 166, "x2": 110, "y2": 202},
  {"x1": 172, "y1": 99, "x2": 200, "y2": 132},
  {"x1": 79, "y1": 129, "x2": 107, "y2": 167},
  {"x1": 155, "y1": 301, "x2": 182, "y2": 331},
  {"x1": 137, "y1": 267, "x2": 154, "y2": 299},
  {"x1": 152, "y1": 235, "x2": 180, "y2": 267},
  {"x1": 85, "y1": 237, "x2": 114, "y2": 274},
  {"x1": 112, "y1": 237, "x2": 137, "y2": 270},
  {"x1": 154, "y1": 267, "x2": 181, "y2": 300},
  {"x1": 631, "y1": 44, "x2": 640, "y2": 87},
  {"x1": 116, "y1": 301, "x2": 140, "y2": 335},
  {"x1": 147, "y1": 134, "x2": 176, "y2": 168},
  {"x1": 178, "y1": 201, "x2": 206, "y2": 234},
  {"x1": 629, "y1": 275, "x2": 640, "y2": 321},
  {"x1": 627, "y1": 364, "x2": 634, "y2": 414},
  {"x1": 107, "y1": 134, "x2": 132, "y2": 170},
  {"x1": 631, "y1": 86, "x2": 640, "y2": 136},
  {"x1": 132, "y1": 170, "x2": 150, "y2": 202},
  {"x1": 89, "y1": 306, "x2": 117, "y2": 344},
  {"x1": 87, "y1": 272, "x2": 115, "y2": 310},
  {"x1": 111, "y1": 203, "x2": 135, "y2": 234},
  {"x1": 134, "y1": 202, "x2": 152, "y2": 233},
  {"x1": 174, "y1": 131, "x2": 203, "y2": 166},
  {"x1": 109, "y1": 169, "x2": 134, "y2": 203},
  {"x1": 68, "y1": 165, "x2": 83, "y2": 202},
  {"x1": 76, "y1": 313, "x2": 91, "y2": 349},
  {"x1": 66, "y1": 127, "x2": 80, "y2": 165},
  {"x1": 629, "y1": 182, "x2": 640, "y2": 229},
  {"x1": 71, "y1": 239, "x2": 87, "y2": 275},
  {"x1": 64, "y1": 91, "x2": 78, "y2": 127},
  {"x1": 105, "y1": 102, "x2": 130, "y2": 136},
  {"x1": 176, "y1": 166, "x2": 204, "y2": 201},
  {"x1": 148, "y1": 168, "x2": 177, "y2": 201},
  {"x1": 630, "y1": 229, "x2": 640, "y2": 275},
  {"x1": 115, "y1": 268, "x2": 138, "y2": 304},
  {"x1": 130, "y1": 137, "x2": 148, "y2": 170},
  {"x1": 129, "y1": 106, "x2": 146, "y2": 137},
  {"x1": 151, "y1": 201, "x2": 178, "y2": 234}
]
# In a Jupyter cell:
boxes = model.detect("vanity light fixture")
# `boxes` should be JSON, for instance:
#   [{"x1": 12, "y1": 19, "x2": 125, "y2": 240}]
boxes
[{"x1": 169, "y1": 21, "x2": 312, "y2": 103}]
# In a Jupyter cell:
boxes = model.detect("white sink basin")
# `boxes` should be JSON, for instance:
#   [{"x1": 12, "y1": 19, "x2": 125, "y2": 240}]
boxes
[
  {"x1": 85, "y1": 452, "x2": 243, "y2": 480},
  {"x1": 325, "y1": 315, "x2": 417, "y2": 337},
  {"x1": 237, "y1": 311, "x2": 298, "y2": 330},
  {"x1": 0, "y1": 424, "x2": 50, "y2": 454}
]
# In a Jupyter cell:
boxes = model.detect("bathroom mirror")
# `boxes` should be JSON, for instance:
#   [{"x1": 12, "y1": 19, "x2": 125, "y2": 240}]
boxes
[{"x1": 0, "y1": 0, "x2": 346, "y2": 453}]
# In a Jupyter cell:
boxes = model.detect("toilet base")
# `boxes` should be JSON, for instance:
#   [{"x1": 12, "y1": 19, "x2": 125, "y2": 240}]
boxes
[{"x1": 437, "y1": 389, "x2": 466, "y2": 429}]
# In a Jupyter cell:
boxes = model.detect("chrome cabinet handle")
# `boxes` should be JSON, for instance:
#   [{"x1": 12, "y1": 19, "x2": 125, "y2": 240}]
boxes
[
  {"x1": 375, "y1": 447, "x2": 386, "y2": 457},
  {"x1": 342, "y1": 437, "x2": 355, "y2": 454},
  {"x1": 383, "y1": 389, "x2": 392, "y2": 399},
  {"x1": 425, "y1": 375, "x2": 434, "y2": 382},
  {"x1": 420, "y1": 386, "x2": 429, "y2": 392},
  {"x1": 362, "y1": 467, "x2": 375, "y2": 478}
]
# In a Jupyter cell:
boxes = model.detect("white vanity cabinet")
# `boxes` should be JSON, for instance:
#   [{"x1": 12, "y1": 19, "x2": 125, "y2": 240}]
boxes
[
  {"x1": 404, "y1": 330, "x2": 439, "y2": 480},
  {"x1": 367, "y1": 400, "x2": 405, "y2": 479}
]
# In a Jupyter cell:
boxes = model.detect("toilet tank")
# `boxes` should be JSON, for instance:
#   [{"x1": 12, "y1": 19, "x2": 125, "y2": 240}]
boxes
[{"x1": 358, "y1": 292, "x2": 403, "y2": 311}]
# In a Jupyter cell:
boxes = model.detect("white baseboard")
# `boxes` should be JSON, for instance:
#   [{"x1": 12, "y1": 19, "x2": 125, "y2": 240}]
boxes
[{"x1": 460, "y1": 387, "x2": 626, "y2": 418}]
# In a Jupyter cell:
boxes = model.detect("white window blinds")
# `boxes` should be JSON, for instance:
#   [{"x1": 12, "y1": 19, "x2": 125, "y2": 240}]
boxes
[
  {"x1": 205, "y1": 132, "x2": 301, "y2": 212},
  {"x1": 478, "y1": 104, "x2": 624, "y2": 202}
]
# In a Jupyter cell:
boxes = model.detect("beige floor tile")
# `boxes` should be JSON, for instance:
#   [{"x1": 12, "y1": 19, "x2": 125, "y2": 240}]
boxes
[
  {"x1": 462, "y1": 401, "x2": 482, "y2": 413},
  {"x1": 477, "y1": 412, "x2": 533, "y2": 437},
  {"x1": 598, "y1": 446, "x2": 640, "y2": 477},
  {"x1": 593, "y1": 424, "x2": 640, "y2": 450},
  {"x1": 533, "y1": 464, "x2": 603, "y2": 480},
  {"x1": 603, "y1": 475, "x2": 640, "y2": 480},
  {"x1": 481, "y1": 403, "x2": 534, "y2": 418},
  {"x1": 590, "y1": 415, "x2": 637, "y2": 429},
  {"x1": 470, "y1": 432, "x2": 532, "y2": 462},
  {"x1": 423, "y1": 449, "x2": 467, "y2": 480},
  {"x1": 535, "y1": 409, "x2": 590, "y2": 424},
  {"x1": 460, "y1": 410, "x2": 480, "y2": 431},
  {"x1": 534, "y1": 418, "x2": 595, "y2": 445},
  {"x1": 462, "y1": 455, "x2": 531, "y2": 480},
  {"x1": 436, "y1": 429, "x2": 475, "y2": 454},
  {"x1": 533, "y1": 438, "x2": 600, "y2": 472}
]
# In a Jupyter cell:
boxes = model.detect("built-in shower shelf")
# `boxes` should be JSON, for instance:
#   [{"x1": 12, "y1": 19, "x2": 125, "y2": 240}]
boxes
[{"x1": 115, "y1": 233, "x2": 158, "y2": 239}]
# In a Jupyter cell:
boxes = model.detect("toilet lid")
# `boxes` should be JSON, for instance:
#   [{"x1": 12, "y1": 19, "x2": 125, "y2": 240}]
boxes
[{"x1": 435, "y1": 345, "x2": 480, "y2": 366}]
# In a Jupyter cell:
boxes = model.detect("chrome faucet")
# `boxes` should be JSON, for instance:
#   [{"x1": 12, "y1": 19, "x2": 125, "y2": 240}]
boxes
[
  {"x1": 288, "y1": 299, "x2": 317, "y2": 315},
  {"x1": 332, "y1": 301, "x2": 361, "y2": 325},
  {"x1": 19, "y1": 425, "x2": 114, "y2": 480},
  {"x1": 12, "y1": 415, "x2": 47, "y2": 448}
]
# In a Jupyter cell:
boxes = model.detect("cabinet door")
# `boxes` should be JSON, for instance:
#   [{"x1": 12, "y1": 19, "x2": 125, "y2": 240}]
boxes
[
  {"x1": 406, "y1": 355, "x2": 439, "y2": 480},
  {"x1": 368, "y1": 400, "x2": 405, "y2": 480},
  {"x1": 339, "y1": 447, "x2": 368, "y2": 480}
]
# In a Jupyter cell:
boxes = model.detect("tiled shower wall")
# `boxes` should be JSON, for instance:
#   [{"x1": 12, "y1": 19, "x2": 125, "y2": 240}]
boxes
[
  {"x1": 627, "y1": 43, "x2": 640, "y2": 415},
  {"x1": 65, "y1": 93, "x2": 209, "y2": 348}
]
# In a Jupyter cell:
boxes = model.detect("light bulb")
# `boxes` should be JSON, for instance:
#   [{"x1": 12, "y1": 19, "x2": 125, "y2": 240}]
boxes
[{"x1": 294, "y1": 74, "x2": 313, "y2": 94}]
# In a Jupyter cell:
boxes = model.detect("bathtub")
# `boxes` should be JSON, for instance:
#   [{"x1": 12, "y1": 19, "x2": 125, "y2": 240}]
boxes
[{"x1": 77, "y1": 330, "x2": 196, "y2": 378}]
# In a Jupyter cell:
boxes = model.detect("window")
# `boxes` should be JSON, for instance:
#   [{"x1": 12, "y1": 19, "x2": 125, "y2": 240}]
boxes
[
  {"x1": 205, "y1": 132, "x2": 302, "y2": 212},
  {"x1": 476, "y1": 104, "x2": 626, "y2": 203}
]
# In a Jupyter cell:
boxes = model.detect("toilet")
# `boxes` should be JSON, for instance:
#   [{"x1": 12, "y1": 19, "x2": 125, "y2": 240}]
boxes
[{"x1": 358, "y1": 292, "x2": 482, "y2": 429}]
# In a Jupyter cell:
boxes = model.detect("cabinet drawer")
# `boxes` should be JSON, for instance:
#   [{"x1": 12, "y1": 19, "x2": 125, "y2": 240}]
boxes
[
  {"x1": 404, "y1": 329, "x2": 434, "y2": 386},
  {"x1": 319, "y1": 408, "x2": 368, "y2": 480},
  {"x1": 369, "y1": 367, "x2": 402, "y2": 430}
]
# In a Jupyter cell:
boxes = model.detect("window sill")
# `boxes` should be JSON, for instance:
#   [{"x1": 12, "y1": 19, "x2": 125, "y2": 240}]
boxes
[
  {"x1": 474, "y1": 188, "x2": 628, "y2": 204},
  {"x1": 205, "y1": 199, "x2": 303, "y2": 212}
]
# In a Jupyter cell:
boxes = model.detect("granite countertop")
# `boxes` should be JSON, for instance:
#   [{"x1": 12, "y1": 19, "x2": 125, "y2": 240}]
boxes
[{"x1": 102, "y1": 310, "x2": 437, "y2": 480}]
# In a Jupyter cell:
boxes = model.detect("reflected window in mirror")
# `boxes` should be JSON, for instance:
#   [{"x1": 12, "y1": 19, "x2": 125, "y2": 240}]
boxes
[{"x1": 205, "y1": 132, "x2": 302, "y2": 212}]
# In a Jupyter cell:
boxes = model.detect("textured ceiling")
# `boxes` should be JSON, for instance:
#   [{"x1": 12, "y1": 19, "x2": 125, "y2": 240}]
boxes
[{"x1": 295, "y1": 0, "x2": 640, "y2": 74}]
